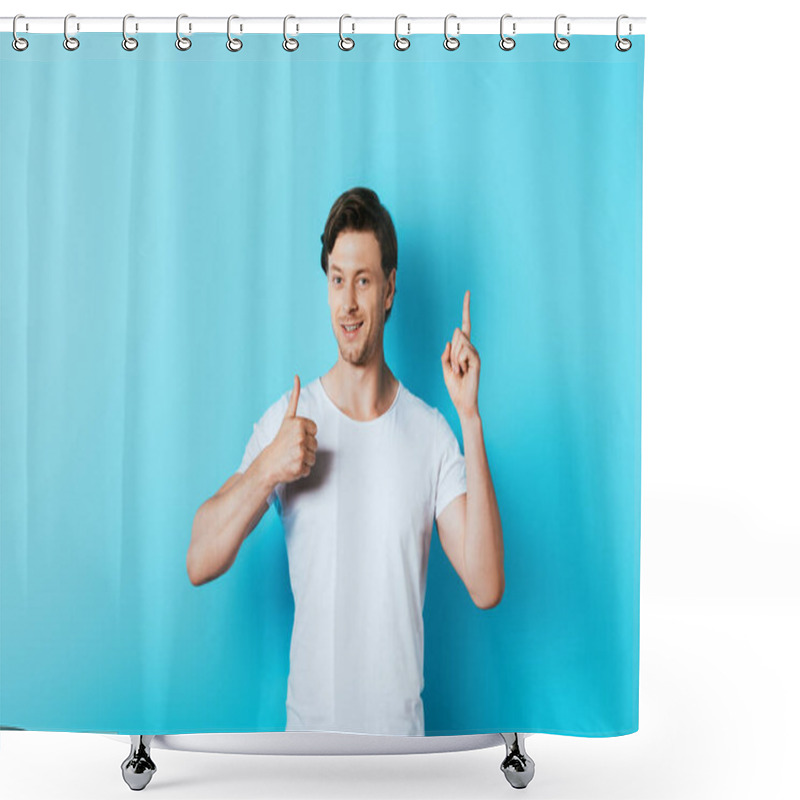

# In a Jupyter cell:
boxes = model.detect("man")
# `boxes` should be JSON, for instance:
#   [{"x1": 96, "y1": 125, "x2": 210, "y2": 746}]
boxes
[{"x1": 187, "y1": 187, "x2": 504, "y2": 736}]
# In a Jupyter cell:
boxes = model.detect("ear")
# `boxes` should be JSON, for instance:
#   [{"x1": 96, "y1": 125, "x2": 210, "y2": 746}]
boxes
[{"x1": 385, "y1": 267, "x2": 396, "y2": 313}]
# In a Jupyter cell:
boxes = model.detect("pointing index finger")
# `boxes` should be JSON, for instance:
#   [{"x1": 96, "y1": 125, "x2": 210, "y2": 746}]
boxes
[{"x1": 462, "y1": 290, "x2": 471, "y2": 339}]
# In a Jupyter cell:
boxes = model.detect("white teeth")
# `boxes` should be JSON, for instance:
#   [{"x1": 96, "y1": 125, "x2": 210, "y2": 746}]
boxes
[{"x1": 343, "y1": 323, "x2": 361, "y2": 331}]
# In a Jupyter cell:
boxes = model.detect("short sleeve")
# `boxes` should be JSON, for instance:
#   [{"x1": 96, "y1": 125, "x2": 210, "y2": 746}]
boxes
[
  {"x1": 434, "y1": 410, "x2": 467, "y2": 520},
  {"x1": 236, "y1": 390, "x2": 291, "y2": 507}
]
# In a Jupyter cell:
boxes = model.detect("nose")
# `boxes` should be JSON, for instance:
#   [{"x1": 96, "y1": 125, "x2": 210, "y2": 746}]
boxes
[{"x1": 344, "y1": 283, "x2": 358, "y2": 311}]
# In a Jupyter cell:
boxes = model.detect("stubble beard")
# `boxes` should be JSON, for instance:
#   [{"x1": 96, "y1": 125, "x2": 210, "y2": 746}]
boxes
[
  {"x1": 341, "y1": 336, "x2": 370, "y2": 366},
  {"x1": 338, "y1": 320, "x2": 381, "y2": 367}
]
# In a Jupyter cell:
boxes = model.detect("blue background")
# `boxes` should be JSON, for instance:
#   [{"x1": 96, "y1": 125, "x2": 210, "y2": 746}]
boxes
[{"x1": 1, "y1": 32, "x2": 643, "y2": 736}]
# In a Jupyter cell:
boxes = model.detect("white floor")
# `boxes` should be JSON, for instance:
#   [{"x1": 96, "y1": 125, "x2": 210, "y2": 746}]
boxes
[{"x1": 2, "y1": 597, "x2": 797, "y2": 799}]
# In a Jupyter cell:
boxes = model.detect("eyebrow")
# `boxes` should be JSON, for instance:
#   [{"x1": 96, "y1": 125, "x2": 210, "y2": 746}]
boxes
[{"x1": 329, "y1": 265, "x2": 370, "y2": 275}]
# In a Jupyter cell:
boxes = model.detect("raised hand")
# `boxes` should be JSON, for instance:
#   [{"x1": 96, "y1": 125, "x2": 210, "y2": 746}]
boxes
[
  {"x1": 265, "y1": 375, "x2": 318, "y2": 484},
  {"x1": 441, "y1": 290, "x2": 480, "y2": 419}
]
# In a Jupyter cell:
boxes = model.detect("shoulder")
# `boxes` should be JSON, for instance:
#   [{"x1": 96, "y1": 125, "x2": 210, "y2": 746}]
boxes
[
  {"x1": 398, "y1": 384, "x2": 450, "y2": 433},
  {"x1": 256, "y1": 377, "x2": 321, "y2": 428}
]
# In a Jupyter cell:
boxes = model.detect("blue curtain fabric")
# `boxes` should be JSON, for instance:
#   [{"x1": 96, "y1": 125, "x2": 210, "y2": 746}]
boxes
[{"x1": 1, "y1": 32, "x2": 644, "y2": 736}]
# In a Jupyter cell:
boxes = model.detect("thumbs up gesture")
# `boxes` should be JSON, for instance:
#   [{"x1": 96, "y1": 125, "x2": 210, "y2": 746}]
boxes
[
  {"x1": 441, "y1": 290, "x2": 480, "y2": 420},
  {"x1": 266, "y1": 375, "x2": 318, "y2": 484}
]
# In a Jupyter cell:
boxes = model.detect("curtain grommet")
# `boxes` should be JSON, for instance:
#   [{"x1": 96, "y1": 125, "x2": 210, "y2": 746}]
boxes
[
  {"x1": 63, "y1": 13, "x2": 80, "y2": 51},
  {"x1": 394, "y1": 15, "x2": 410, "y2": 51},
  {"x1": 12, "y1": 14, "x2": 29, "y2": 51},
  {"x1": 553, "y1": 14, "x2": 570, "y2": 51},
  {"x1": 339, "y1": 14, "x2": 355, "y2": 50},
  {"x1": 283, "y1": 15, "x2": 299, "y2": 51},
  {"x1": 443, "y1": 14, "x2": 460, "y2": 51},
  {"x1": 499, "y1": 14, "x2": 516, "y2": 51},
  {"x1": 226, "y1": 15, "x2": 243, "y2": 52},
  {"x1": 122, "y1": 14, "x2": 138, "y2": 51},
  {"x1": 176, "y1": 14, "x2": 192, "y2": 51}
]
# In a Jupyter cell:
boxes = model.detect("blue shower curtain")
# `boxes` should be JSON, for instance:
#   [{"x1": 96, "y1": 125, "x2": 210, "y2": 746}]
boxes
[{"x1": 1, "y1": 31, "x2": 644, "y2": 736}]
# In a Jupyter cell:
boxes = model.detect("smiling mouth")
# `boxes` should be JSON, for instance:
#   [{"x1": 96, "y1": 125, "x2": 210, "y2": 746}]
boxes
[{"x1": 341, "y1": 322, "x2": 363, "y2": 333}]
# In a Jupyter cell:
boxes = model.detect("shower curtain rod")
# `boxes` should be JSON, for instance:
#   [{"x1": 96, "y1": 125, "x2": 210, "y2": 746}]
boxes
[{"x1": 1, "y1": 15, "x2": 646, "y2": 36}]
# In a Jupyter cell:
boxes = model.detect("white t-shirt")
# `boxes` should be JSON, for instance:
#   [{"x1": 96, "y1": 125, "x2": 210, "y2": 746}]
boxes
[{"x1": 236, "y1": 376, "x2": 467, "y2": 736}]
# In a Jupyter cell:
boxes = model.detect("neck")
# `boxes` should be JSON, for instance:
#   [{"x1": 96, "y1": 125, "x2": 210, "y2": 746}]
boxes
[{"x1": 323, "y1": 355, "x2": 398, "y2": 422}]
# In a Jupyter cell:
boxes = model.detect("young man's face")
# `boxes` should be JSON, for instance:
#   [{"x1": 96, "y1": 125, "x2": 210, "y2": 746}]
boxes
[{"x1": 327, "y1": 229, "x2": 395, "y2": 368}]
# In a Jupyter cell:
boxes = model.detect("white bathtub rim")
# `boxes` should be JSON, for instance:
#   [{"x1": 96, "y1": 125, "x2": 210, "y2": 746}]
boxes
[{"x1": 102, "y1": 731, "x2": 532, "y2": 756}]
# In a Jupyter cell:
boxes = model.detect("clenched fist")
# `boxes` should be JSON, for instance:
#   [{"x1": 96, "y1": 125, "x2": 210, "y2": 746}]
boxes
[{"x1": 264, "y1": 375, "x2": 318, "y2": 484}]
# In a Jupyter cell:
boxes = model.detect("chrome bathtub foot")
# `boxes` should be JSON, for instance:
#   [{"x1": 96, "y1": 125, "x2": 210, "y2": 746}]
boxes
[
  {"x1": 121, "y1": 735, "x2": 157, "y2": 790},
  {"x1": 500, "y1": 733, "x2": 535, "y2": 789}
]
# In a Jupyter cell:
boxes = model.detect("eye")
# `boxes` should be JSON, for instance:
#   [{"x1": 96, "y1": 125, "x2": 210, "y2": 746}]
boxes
[{"x1": 359, "y1": 278, "x2": 368, "y2": 286}]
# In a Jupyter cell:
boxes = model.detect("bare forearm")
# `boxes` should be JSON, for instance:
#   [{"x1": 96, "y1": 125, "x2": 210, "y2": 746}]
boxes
[
  {"x1": 460, "y1": 413, "x2": 504, "y2": 608},
  {"x1": 187, "y1": 455, "x2": 278, "y2": 586}
]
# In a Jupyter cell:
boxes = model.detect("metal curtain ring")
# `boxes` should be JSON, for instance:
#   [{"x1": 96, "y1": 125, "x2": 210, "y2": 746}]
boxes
[
  {"x1": 12, "y1": 14, "x2": 28, "y2": 51},
  {"x1": 443, "y1": 14, "x2": 460, "y2": 51},
  {"x1": 394, "y1": 14, "x2": 410, "y2": 51},
  {"x1": 553, "y1": 14, "x2": 570, "y2": 51},
  {"x1": 339, "y1": 14, "x2": 355, "y2": 50},
  {"x1": 615, "y1": 14, "x2": 632, "y2": 51},
  {"x1": 499, "y1": 14, "x2": 515, "y2": 50},
  {"x1": 227, "y1": 15, "x2": 243, "y2": 51},
  {"x1": 283, "y1": 15, "x2": 299, "y2": 51},
  {"x1": 63, "y1": 13, "x2": 80, "y2": 51},
  {"x1": 176, "y1": 13, "x2": 192, "y2": 50},
  {"x1": 122, "y1": 14, "x2": 138, "y2": 51}
]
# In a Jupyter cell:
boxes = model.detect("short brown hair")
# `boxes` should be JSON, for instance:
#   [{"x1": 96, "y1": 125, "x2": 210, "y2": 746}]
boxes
[{"x1": 320, "y1": 187, "x2": 398, "y2": 323}]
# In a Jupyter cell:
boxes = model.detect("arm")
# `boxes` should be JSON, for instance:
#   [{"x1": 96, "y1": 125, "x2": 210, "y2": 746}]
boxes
[
  {"x1": 186, "y1": 452, "x2": 279, "y2": 587},
  {"x1": 187, "y1": 374, "x2": 317, "y2": 587},
  {"x1": 438, "y1": 289, "x2": 504, "y2": 609},
  {"x1": 437, "y1": 412, "x2": 505, "y2": 609}
]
